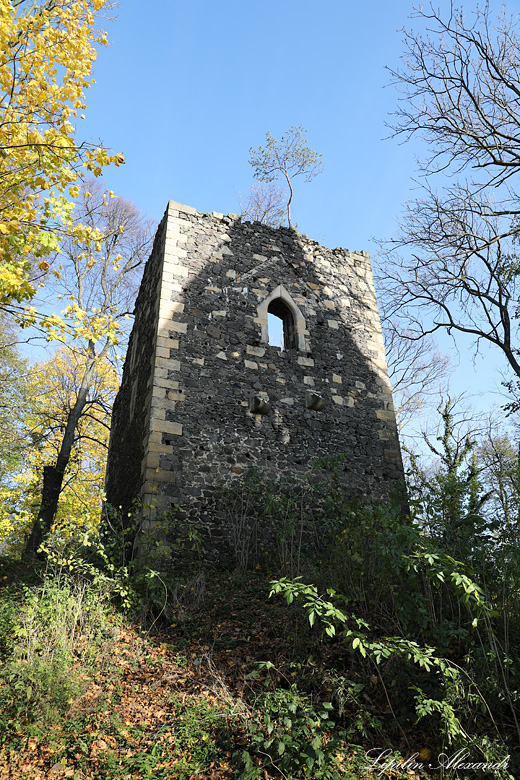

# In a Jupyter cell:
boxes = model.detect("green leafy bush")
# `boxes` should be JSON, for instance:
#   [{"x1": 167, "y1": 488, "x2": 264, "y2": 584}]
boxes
[{"x1": 239, "y1": 685, "x2": 342, "y2": 779}]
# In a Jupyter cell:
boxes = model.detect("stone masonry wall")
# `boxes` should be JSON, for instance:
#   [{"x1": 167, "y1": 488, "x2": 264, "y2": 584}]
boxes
[{"x1": 105, "y1": 201, "x2": 404, "y2": 535}]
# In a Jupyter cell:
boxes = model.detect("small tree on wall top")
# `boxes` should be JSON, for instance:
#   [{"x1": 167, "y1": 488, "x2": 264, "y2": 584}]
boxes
[{"x1": 249, "y1": 126, "x2": 323, "y2": 228}]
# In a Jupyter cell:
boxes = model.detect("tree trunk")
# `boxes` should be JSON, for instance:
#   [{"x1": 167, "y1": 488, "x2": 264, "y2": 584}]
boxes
[
  {"x1": 284, "y1": 168, "x2": 293, "y2": 228},
  {"x1": 23, "y1": 349, "x2": 97, "y2": 559},
  {"x1": 23, "y1": 465, "x2": 65, "y2": 557}
]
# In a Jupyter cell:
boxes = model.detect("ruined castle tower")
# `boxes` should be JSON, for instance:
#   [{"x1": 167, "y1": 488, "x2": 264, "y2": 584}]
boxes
[{"x1": 105, "y1": 201, "x2": 404, "y2": 527}]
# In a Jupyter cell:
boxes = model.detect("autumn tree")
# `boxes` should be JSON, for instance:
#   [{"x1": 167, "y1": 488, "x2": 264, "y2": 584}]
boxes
[
  {"x1": 0, "y1": 314, "x2": 30, "y2": 477},
  {"x1": 249, "y1": 126, "x2": 323, "y2": 228},
  {"x1": 0, "y1": 314, "x2": 32, "y2": 553},
  {"x1": 0, "y1": 347, "x2": 117, "y2": 555},
  {"x1": 0, "y1": 0, "x2": 124, "y2": 305},
  {"x1": 382, "y1": 3, "x2": 520, "y2": 402},
  {"x1": 22, "y1": 182, "x2": 154, "y2": 557}
]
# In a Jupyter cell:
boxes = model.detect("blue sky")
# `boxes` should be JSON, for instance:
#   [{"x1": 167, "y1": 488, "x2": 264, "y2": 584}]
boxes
[
  {"x1": 79, "y1": 0, "x2": 512, "y2": 427},
  {"x1": 85, "y1": 0, "x2": 419, "y2": 244}
]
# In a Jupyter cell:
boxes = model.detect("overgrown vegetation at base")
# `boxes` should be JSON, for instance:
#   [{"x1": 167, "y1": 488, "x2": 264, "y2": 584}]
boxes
[{"x1": 1, "y1": 417, "x2": 519, "y2": 780}]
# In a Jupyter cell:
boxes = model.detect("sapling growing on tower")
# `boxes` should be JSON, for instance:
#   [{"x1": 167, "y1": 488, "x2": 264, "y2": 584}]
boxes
[{"x1": 249, "y1": 126, "x2": 323, "y2": 228}]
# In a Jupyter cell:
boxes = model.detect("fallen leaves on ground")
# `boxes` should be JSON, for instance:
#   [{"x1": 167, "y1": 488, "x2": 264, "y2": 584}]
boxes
[{"x1": 0, "y1": 572, "x2": 432, "y2": 779}]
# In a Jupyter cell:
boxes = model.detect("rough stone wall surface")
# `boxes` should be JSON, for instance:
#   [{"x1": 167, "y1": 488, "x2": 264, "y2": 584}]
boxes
[{"x1": 105, "y1": 200, "x2": 404, "y2": 530}]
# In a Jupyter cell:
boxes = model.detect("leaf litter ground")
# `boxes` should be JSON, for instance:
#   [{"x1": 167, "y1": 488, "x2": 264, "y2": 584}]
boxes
[{"x1": 0, "y1": 570, "x2": 437, "y2": 780}]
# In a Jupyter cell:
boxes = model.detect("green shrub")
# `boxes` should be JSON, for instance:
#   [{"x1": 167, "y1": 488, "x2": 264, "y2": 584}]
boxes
[{"x1": 239, "y1": 685, "x2": 342, "y2": 780}]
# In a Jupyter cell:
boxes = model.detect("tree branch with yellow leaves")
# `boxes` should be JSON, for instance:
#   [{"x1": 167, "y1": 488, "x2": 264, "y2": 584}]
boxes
[{"x1": 0, "y1": 0, "x2": 123, "y2": 304}]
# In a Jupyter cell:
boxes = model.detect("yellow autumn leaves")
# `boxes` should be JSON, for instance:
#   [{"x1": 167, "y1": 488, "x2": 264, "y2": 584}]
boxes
[
  {"x1": 0, "y1": 0, "x2": 124, "y2": 303},
  {"x1": 0, "y1": 347, "x2": 118, "y2": 555},
  {"x1": 0, "y1": 3, "x2": 153, "y2": 553}
]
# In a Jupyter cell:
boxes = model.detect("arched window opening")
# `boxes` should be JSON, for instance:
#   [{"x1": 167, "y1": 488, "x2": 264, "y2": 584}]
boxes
[
  {"x1": 267, "y1": 298, "x2": 296, "y2": 350},
  {"x1": 258, "y1": 285, "x2": 306, "y2": 351}
]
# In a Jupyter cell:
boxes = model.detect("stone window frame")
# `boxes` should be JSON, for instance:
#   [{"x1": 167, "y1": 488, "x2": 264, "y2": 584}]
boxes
[{"x1": 257, "y1": 285, "x2": 306, "y2": 351}]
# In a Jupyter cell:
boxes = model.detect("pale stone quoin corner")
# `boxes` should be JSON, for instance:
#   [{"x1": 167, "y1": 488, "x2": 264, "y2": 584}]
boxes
[{"x1": 105, "y1": 200, "x2": 405, "y2": 548}]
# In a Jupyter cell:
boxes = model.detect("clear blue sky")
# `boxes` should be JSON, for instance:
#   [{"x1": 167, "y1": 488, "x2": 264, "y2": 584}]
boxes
[
  {"x1": 80, "y1": 0, "x2": 512, "y2": 426},
  {"x1": 85, "y1": 0, "x2": 421, "y2": 247}
]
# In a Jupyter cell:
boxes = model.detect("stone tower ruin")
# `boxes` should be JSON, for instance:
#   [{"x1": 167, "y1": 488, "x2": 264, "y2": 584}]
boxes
[{"x1": 105, "y1": 200, "x2": 404, "y2": 534}]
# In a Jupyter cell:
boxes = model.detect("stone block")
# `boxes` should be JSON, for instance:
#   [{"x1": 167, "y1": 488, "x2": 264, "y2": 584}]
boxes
[
  {"x1": 145, "y1": 467, "x2": 176, "y2": 484},
  {"x1": 164, "y1": 240, "x2": 187, "y2": 257},
  {"x1": 145, "y1": 452, "x2": 161, "y2": 470},
  {"x1": 155, "y1": 358, "x2": 181, "y2": 372},
  {"x1": 297, "y1": 356, "x2": 314, "y2": 367},
  {"x1": 162, "y1": 262, "x2": 189, "y2": 278},
  {"x1": 246, "y1": 345, "x2": 265, "y2": 357},
  {"x1": 149, "y1": 405, "x2": 165, "y2": 421},
  {"x1": 156, "y1": 336, "x2": 179, "y2": 350},
  {"x1": 376, "y1": 409, "x2": 395, "y2": 422},
  {"x1": 156, "y1": 346, "x2": 172, "y2": 359},
  {"x1": 168, "y1": 200, "x2": 197, "y2": 215},
  {"x1": 150, "y1": 419, "x2": 182, "y2": 436},
  {"x1": 154, "y1": 374, "x2": 181, "y2": 389},
  {"x1": 168, "y1": 321, "x2": 188, "y2": 334},
  {"x1": 151, "y1": 384, "x2": 168, "y2": 399},
  {"x1": 147, "y1": 443, "x2": 174, "y2": 454},
  {"x1": 167, "y1": 391, "x2": 186, "y2": 401}
]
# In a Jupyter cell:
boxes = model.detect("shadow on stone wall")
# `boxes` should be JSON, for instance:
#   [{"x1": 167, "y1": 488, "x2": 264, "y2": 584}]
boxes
[{"x1": 105, "y1": 204, "x2": 405, "y2": 562}]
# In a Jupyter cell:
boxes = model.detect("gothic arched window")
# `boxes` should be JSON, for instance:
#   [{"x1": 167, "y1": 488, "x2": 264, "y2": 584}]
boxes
[
  {"x1": 268, "y1": 298, "x2": 296, "y2": 350},
  {"x1": 257, "y1": 285, "x2": 306, "y2": 352}
]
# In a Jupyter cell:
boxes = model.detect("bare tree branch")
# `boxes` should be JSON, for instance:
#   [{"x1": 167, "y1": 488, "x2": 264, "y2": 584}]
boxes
[
  {"x1": 382, "y1": 2, "x2": 520, "y2": 405},
  {"x1": 238, "y1": 182, "x2": 286, "y2": 228}
]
